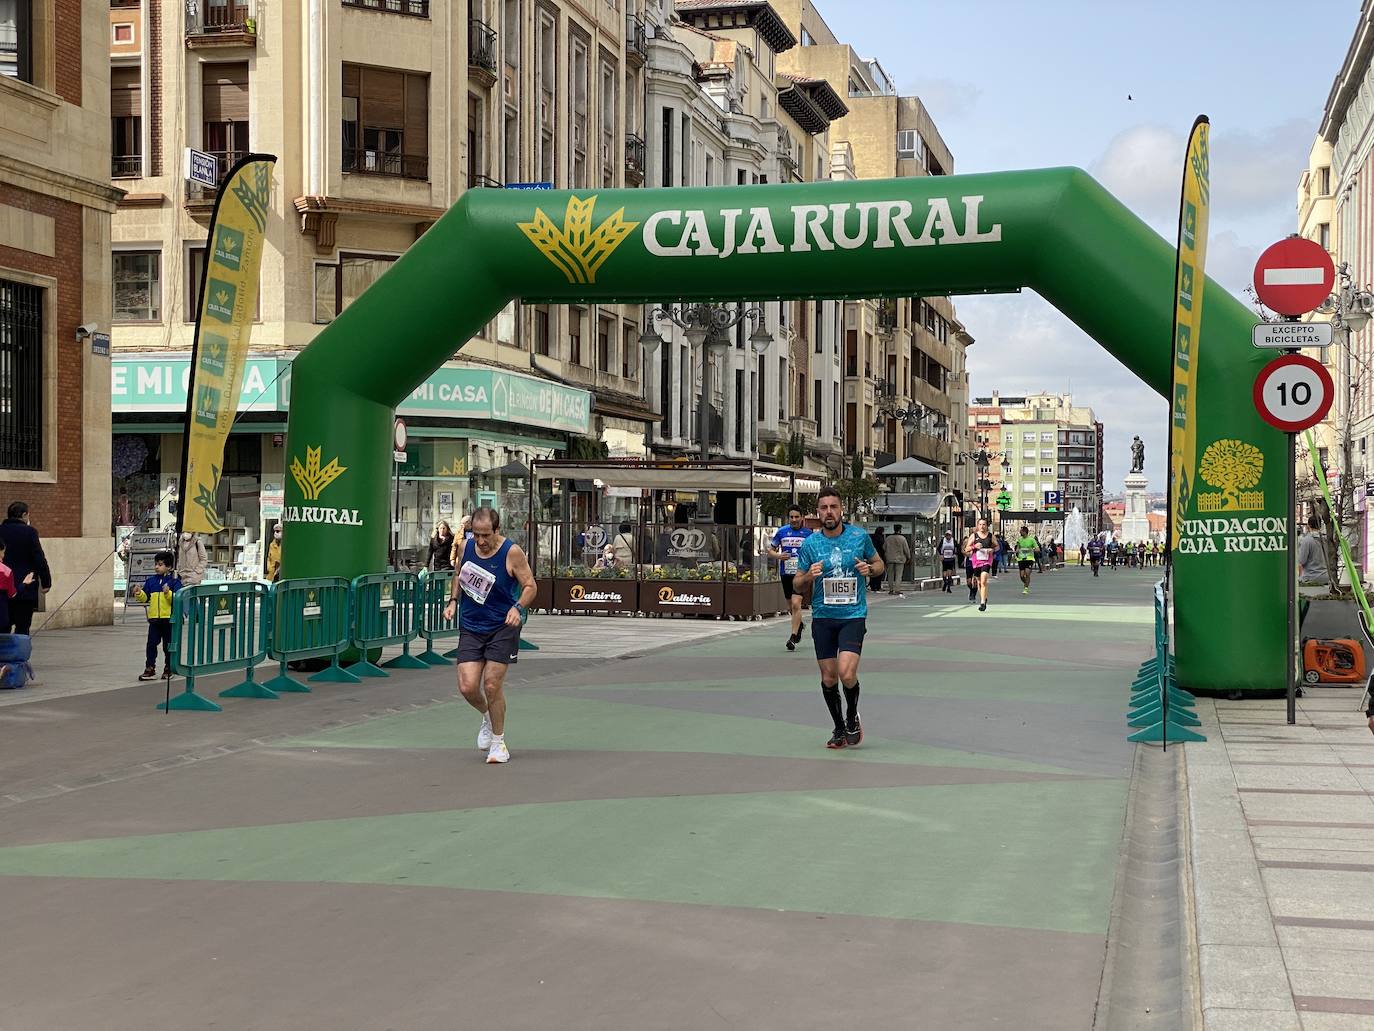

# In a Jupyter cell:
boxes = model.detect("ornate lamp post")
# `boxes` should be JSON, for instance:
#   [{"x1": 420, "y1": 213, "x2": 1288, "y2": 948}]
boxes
[
  {"x1": 640, "y1": 304, "x2": 772, "y2": 461},
  {"x1": 954, "y1": 447, "x2": 1009, "y2": 521}
]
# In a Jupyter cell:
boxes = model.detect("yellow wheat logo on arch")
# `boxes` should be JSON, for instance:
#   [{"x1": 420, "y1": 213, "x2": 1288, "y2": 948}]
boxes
[
  {"x1": 290, "y1": 446, "x2": 347, "y2": 501},
  {"x1": 517, "y1": 195, "x2": 639, "y2": 284}
]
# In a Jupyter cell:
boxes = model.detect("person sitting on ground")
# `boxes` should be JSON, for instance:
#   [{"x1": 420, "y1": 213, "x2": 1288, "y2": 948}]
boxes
[
  {"x1": 136, "y1": 550, "x2": 183, "y2": 681},
  {"x1": 0, "y1": 537, "x2": 35, "y2": 635}
]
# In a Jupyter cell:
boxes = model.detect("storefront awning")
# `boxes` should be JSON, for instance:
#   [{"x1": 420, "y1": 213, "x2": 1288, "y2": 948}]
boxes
[
  {"x1": 533, "y1": 460, "x2": 822, "y2": 494},
  {"x1": 871, "y1": 492, "x2": 958, "y2": 518}
]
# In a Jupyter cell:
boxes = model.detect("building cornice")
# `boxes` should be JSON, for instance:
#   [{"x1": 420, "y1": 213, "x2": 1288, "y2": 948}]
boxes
[
  {"x1": 0, "y1": 155, "x2": 125, "y2": 213},
  {"x1": 292, "y1": 194, "x2": 448, "y2": 253}
]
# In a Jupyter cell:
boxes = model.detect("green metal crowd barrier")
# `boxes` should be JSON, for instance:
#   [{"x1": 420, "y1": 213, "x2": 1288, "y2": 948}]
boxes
[
  {"x1": 161, "y1": 581, "x2": 272, "y2": 711},
  {"x1": 350, "y1": 572, "x2": 427, "y2": 677},
  {"x1": 263, "y1": 577, "x2": 360, "y2": 693},
  {"x1": 416, "y1": 571, "x2": 461, "y2": 664},
  {"x1": 1128, "y1": 580, "x2": 1204, "y2": 746}
]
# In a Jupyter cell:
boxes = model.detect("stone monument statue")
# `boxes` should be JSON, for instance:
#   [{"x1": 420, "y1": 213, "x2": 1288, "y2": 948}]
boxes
[
  {"x1": 1123, "y1": 437, "x2": 1150, "y2": 542},
  {"x1": 1130, "y1": 435, "x2": 1145, "y2": 475}
]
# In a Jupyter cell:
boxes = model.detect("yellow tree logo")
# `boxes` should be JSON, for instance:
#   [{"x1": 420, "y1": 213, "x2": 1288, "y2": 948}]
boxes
[
  {"x1": 290, "y1": 446, "x2": 347, "y2": 501},
  {"x1": 517, "y1": 195, "x2": 639, "y2": 284},
  {"x1": 1198, "y1": 439, "x2": 1264, "y2": 512}
]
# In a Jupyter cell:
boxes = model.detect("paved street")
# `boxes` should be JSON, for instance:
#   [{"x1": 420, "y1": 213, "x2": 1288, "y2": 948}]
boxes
[{"x1": 0, "y1": 567, "x2": 1154, "y2": 1030}]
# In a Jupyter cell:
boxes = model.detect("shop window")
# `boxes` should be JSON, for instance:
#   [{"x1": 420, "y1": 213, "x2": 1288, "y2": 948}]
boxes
[
  {"x1": 114, "y1": 250, "x2": 162, "y2": 322},
  {"x1": 0, "y1": 277, "x2": 43, "y2": 471}
]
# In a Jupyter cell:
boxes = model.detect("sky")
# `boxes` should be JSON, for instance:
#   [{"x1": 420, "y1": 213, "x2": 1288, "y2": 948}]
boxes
[{"x1": 824, "y1": 0, "x2": 1358, "y2": 491}]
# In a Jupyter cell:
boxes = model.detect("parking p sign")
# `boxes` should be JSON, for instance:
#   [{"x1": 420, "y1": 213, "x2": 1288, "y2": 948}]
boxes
[{"x1": 1043, "y1": 490, "x2": 1062, "y2": 510}]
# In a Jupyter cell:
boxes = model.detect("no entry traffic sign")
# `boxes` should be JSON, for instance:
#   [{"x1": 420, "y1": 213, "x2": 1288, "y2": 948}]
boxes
[
  {"x1": 1252, "y1": 353, "x2": 1334, "y2": 432},
  {"x1": 1253, "y1": 237, "x2": 1335, "y2": 317}
]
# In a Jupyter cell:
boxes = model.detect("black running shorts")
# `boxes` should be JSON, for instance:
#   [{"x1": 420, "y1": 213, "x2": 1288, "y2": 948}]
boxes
[
  {"x1": 941, "y1": 558, "x2": 957, "y2": 572},
  {"x1": 1018, "y1": 559, "x2": 1035, "y2": 571},
  {"x1": 781, "y1": 573, "x2": 797, "y2": 599},
  {"x1": 456, "y1": 622, "x2": 521, "y2": 665},
  {"x1": 811, "y1": 617, "x2": 866, "y2": 660}
]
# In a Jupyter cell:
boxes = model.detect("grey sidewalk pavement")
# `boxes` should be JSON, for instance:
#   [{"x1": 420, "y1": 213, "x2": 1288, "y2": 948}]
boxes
[{"x1": 1186, "y1": 686, "x2": 1374, "y2": 1031}]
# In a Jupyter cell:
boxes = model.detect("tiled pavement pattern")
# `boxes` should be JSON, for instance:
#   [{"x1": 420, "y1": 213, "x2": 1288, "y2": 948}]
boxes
[
  {"x1": 1189, "y1": 687, "x2": 1374, "y2": 1031},
  {"x1": 0, "y1": 566, "x2": 1153, "y2": 1030}
]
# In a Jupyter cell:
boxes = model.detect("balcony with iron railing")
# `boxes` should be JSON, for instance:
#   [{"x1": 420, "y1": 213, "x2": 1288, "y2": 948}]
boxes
[
  {"x1": 341, "y1": 0, "x2": 429, "y2": 16},
  {"x1": 342, "y1": 147, "x2": 428, "y2": 182},
  {"x1": 626, "y1": 13, "x2": 648, "y2": 64},
  {"x1": 185, "y1": 0, "x2": 256, "y2": 47},
  {"x1": 625, "y1": 132, "x2": 645, "y2": 185},
  {"x1": 468, "y1": 18, "x2": 497, "y2": 84},
  {"x1": 112, "y1": 153, "x2": 142, "y2": 179}
]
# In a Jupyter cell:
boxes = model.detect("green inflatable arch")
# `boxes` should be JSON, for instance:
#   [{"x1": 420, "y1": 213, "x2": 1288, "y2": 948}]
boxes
[{"x1": 282, "y1": 167, "x2": 1284, "y2": 694}]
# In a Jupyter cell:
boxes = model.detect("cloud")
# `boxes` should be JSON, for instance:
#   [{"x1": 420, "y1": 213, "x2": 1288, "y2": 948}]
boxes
[
  {"x1": 908, "y1": 77, "x2": 983, "y2": 123},
  {"x1": 1090, "y1": 118, "x2": 1319, "y2": 232}
]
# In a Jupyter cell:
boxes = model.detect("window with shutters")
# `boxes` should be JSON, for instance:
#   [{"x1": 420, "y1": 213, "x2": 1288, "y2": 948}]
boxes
[
  {"x1": 569, "y1": 307, "x2": 584, "y2": 365},
  {"x1": 570, "y1": 32, "x2": 589, "y2": 188},
  {"x1": 536, "y1": 7, "x2": 556, "y2": 184},
  {"x1": 600, "y1": 56, "x2": 616, "y2": 188},
  {"x1": 312, "y1": 253, "x2": 399, "y2": 323},
  {"x1": 111, "y1": 64, "x2": 143, "y2": 178},
  {"x1": 341, "y1": 63, "x2": 430, "y2": 180},
  {"x1": 597, "y1": 316, "x2": 611, "y2": 373},
  {"x1": 0, "y1": 278, "x2": 43, "y2": 472},
  {"x1": 201, "y1": 63, "x2": 250, "y2": 186}
]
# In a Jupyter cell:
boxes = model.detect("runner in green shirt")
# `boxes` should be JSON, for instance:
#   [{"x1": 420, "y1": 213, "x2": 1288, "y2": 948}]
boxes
[{"x1": 1015, "y1": 526, "x2": 1039, "y2": 595}]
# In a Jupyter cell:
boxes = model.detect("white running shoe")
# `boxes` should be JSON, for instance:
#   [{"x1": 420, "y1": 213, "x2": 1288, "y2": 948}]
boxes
[
  {"x1": 477, "y1": 713, "x2": 493, "y2": 750},
  {"x1": 486, "y1": 737, "x2": 510, "y2": 764}
]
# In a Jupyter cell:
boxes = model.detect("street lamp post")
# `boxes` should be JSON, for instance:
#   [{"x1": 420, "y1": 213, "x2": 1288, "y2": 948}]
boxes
[
  {"x1": 641, "y1": 304, "x2": 773, "y2": 462},
  {"x1": 954, "y1": 447, "x2": 1008, "y2": 522}
]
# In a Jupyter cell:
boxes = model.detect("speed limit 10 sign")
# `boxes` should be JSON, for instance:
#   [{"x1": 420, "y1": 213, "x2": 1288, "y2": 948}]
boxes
[{"x1": 1252, "y1": 353, "x2": 1334, "y2": 433}]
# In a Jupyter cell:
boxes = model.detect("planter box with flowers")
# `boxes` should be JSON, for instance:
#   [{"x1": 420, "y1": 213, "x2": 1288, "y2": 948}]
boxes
[{"x1": 551, "y1": 565, "x2": 638, "y2": 613}]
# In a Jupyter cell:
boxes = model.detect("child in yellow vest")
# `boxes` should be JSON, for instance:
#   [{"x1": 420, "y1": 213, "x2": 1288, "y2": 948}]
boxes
[{"x1": 135, "y1": 550, "x2": 182, "y2": 681}]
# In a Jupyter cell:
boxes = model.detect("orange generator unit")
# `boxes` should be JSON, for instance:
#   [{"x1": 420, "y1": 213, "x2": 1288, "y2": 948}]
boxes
[{"x1": 1303, "y1": 638, "x2": 1367, "y2": 685}]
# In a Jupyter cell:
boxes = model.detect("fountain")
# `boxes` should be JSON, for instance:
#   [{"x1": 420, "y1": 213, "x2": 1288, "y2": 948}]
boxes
[{"x1": 1064, "y1": 507, "x2": 1087, "y2": 554}]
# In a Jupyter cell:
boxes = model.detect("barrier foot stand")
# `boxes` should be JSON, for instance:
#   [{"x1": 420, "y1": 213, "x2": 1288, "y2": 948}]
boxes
[
  {"x1": 262, "y1": 659, "x2": 311, "y2": 694},
  {"x1": 519, "y1": 638, "x2": 540, "y2": 651},
  {"x1": 348, "y1": 659, "x2": 390, "y2": 678},
  {"x1": 1129, "y1": 704, "x2": 1202, "y2": 728},
  {"x1": 157, "y1": 678, "x2": 222, "y2": 712},
  {"x1": 442, "y1": 645, "x2": 462, "y2": 659},
  {"x1": 220, "y1": 666, "x2": 280, "y2": 700},
  {"x1": 382, "y1": 642, "x2": 430, "y2": 671},
  {"x1": 1128, "y1": 720, "x2": 1207, "y2": 744},
  {"x1": 416, "y1": 639, "x2": 454, "y2": 666},
  {"x1": 310, "y1": 656, "x2": 363, "y2": 684}
]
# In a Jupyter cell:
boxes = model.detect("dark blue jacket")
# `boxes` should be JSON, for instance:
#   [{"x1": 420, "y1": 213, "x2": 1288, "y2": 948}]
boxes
[{"x1": 0, "y1": 519, "x2": 51, "y2": 604}]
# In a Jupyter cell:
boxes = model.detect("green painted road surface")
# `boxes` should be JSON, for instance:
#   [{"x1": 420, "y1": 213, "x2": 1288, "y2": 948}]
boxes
[{"x1": 0, "y1": 566, "x2": 1157, "y2": 1030}]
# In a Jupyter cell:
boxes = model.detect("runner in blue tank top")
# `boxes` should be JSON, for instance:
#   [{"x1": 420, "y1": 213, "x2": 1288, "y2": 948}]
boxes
[
  {"x1": 793, "y1": 487, "x2": 884, "y2": 750},
  {"x1": 766, "y1": 504, "x2": 813, "y2": 652},
  {"x1": 443, "y1": 506, "x2": 537, "y2": 764}
]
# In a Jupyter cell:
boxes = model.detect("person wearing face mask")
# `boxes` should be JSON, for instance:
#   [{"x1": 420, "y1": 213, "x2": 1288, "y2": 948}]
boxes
[
  {"x1": 176, "y1": 531, "x2": 208, "y2": 587},
  {"x1": 265, "y1": 523, "x2": 283, "y2": 582}
]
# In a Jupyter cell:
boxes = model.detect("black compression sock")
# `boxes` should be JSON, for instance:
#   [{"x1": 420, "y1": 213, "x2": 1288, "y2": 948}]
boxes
[
  {"x1": 843, "y1": 682, "x2": 860, "y2": 725},
  {"x1": 821, "y1": 682, "x2": 844, "y2": 730}
]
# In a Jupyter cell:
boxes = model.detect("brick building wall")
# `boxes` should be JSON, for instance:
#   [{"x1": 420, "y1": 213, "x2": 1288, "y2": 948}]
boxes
[
  {"x1": 0, "y1": 184, "x2": 86, "y2": 540},
  {"x1": 54, "y1": 0, "x2": 83, "y2": 106}
]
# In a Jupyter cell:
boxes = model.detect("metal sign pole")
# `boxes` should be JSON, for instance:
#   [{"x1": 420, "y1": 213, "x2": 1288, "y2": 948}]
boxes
[{"x1": 1288, "y1": 425, "x2": 1298, "y2": 725}]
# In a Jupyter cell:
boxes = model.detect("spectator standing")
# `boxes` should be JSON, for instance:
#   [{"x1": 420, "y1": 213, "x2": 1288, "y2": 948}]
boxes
[
  {"x1": 883, "y1": 524, "x2": 912, "y2": 596},
  {"x1": 1297, "y1": 515, "x2": 1331, "y2": 591},
  {"x1": 135, "y1": 550, "x2": 182, "y2": 680},
  {"x1": 428, "y1": 521, "x2": 456, "y2": 571},
  {"x1": 265, "y1": 523, "x2": 283, "y2": 582},
  {"x1": 0, "y1": 502, "x2": 51, "y2": 635},
  {"x1": 869, "y1": 528, "x2": 886, "y2": 593},
  {"x1": 176, "y1": 532, "x2": 208, "y2": 587}
]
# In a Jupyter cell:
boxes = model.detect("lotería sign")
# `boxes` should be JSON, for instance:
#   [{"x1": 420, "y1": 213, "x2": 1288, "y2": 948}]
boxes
[{"x1": 1252, "y1": 321, "x2": 1332, "y2": 349}]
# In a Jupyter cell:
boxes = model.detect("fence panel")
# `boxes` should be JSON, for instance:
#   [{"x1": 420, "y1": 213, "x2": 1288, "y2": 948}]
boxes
[
  {"x1": 264, "y1": 577, "x2": 359, "y2": 692},
  {"x1": 350, "y1": 572, "x2": 425, "y2": 677},
  {"x1": 162, "y1": 581, "x2": 272, "y2": 710},
  {"x1": 417, "y1": 571, "x2": 461, "y2": 664}
]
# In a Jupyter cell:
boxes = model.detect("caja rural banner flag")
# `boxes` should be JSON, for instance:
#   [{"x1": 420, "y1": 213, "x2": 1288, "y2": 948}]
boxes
[
  {"x1": 178, "y1": 154, "x2": 276, "y2": 535},
  {"x1": 1168, "y1": 117, "x2": 1210, "y2": 553}
]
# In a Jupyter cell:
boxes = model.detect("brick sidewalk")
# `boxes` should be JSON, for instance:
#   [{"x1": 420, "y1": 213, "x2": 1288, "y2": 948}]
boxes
[{"x1": 1187, "y1": 687, "x2": 1374, "y2": 1030}]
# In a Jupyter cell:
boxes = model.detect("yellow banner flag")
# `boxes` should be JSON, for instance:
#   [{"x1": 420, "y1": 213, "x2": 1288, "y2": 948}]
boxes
[
  {"x1": 1169, "y1": 118, "x2": 1210, "y2": 552},
  {"x1": 180, "y1": 155, "x2": 276, "y2": 535}
]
